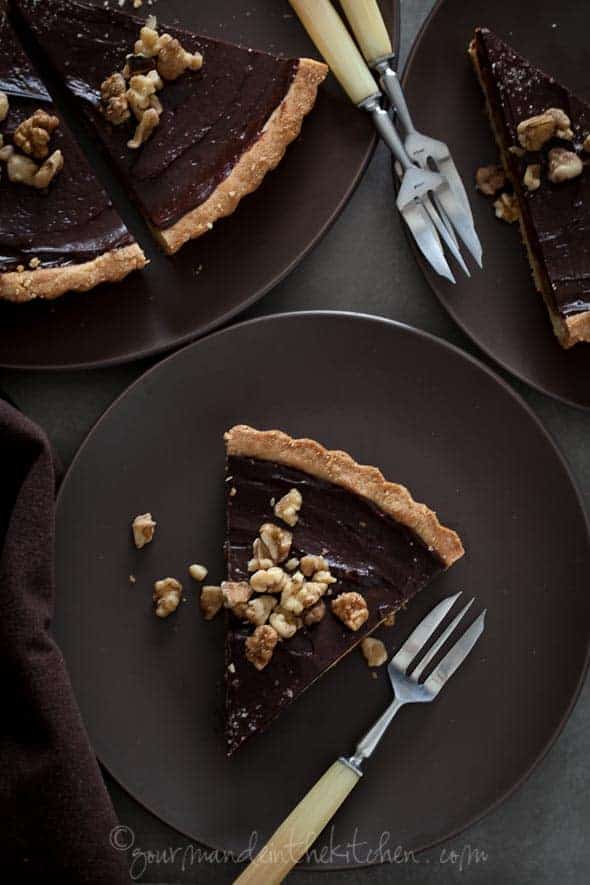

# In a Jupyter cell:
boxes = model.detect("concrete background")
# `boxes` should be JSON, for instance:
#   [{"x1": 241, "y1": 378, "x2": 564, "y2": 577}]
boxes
[{"x1": 1, "y1": 1, "x2": 588, "y2": 881}]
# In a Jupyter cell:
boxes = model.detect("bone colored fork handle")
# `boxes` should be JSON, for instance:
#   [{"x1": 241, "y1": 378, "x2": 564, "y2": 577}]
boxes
[
  {"x1": 289, "y1": 0, "x2": 378, "y2": 105},
  {"x1": 233, "y1": 760, "x2": 360, "y2": 884},
  {"x1": 339, "y1": 0, "x2": 393, "y2": 64}
]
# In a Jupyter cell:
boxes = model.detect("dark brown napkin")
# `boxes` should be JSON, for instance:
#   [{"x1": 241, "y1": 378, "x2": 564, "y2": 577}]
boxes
[{"x1": 0, "y1": 400, "x2": 127, "y2": 884}]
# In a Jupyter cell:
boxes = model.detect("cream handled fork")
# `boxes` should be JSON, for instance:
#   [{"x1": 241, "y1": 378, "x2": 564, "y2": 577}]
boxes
[
  {"x1": 289, "y1": 0, "x2": 473, "y2": 282},
  {"x1": 233, "y1": 593, "x2": 486, "y2": 884}
]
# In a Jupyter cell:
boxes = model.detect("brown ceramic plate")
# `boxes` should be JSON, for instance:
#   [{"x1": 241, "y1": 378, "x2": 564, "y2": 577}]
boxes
[
  {"x1": 0, "y1": 0, "x2": 398, "y2": 371},
  {"x1": 401, "y1": 0, "x2": 590, "y2": 409},
  {"x1": 54, "y1": 312, "x2": 590, "y2": 868}
]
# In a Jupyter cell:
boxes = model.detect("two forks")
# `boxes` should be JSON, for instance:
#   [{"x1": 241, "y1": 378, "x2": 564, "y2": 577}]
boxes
[
  {"x1": 235, "y1": 593, "x2": 486, "y2": 884},
  {"x1": 290, "y1": 0, "x2": 482, "y2": 283}
]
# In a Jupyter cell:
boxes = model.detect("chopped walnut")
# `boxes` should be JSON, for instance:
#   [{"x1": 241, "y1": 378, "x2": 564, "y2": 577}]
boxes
[
  {"x1": 274, "y1": 488, "x2": 302, "y2": 527},
  {"x1": 135, "y1": 25, "x2": 162, "y2": 58},
  {"x1": 547, "y1": 147, "x2": 583, "y2": 183},
  {"x1": 300, "y1": 554, "x2": 328, "y2": 578},
  {"x1": 382, "y1": 611, "x2": 396, "y2": 627},
  {"x1": 14, "y1": 110, "x2": 60, "y2": 160},
  {"x1": 280, "y1": 578, "x2": 305, "y2": 615},
  {"x1": 516, "y1": 107, "x2": 573, "y2": 151},
  {"x1": 1, "y1": 145, "x2": 64, "y2": 189},
  {"x1": 303, "y1": 599, "x2": 326, "y2": 626},
  {"x1": 296, "y1": 582, "x2": 324, "y2": 610},
  {"x1": 259, "y1": 523, "x2": 292, "y2": 564},
  {"x1": 523, "y1": 163, "x2": 541, "y2": 192},
  {"x1": 153, "y1": 577, "x2": 182, "y2": 618},
  {"x1": 157, "y1": 33, "x2": 203, "y2": 81},
  {"x1": 361, "y1": 637, "x2": 388, "y2": 667},
  {"x1": 32, "y1": 150, "x2": 64, "y2": 188},
  {"x1": 546, "y1": 107, "x2": 574, "y2": 140},
  {"x1": 221, "y1": 581, "x2": 252, "y2": 612},
  {"x1": 249, "y1": 566, "x2": 287, "y2": 594},
  {"x1": 313, "y1": 569, "x2": 337, "y2": 586},
  {"x1": 127, "y1": 71, "x2": 163, "y2": 120},
  {"x1": 493, "y1": 192, "x2": 520, "y2": 223},
  {"x1": 0, "y1": 91, "x2": 8, "y2": 123},
  {"x1": 243, "y1": 594, "x2": 277, "y2": 627},
  {"x1": 199, "y1": 585, "x2": 223, "y2": 620},
  {"x1": 247, "y1": 537, "x2": 274, "y2": 573},
  {"x1": 128, "y1": 107, "x2": 160, "y2": 149},
  {"x1": 132, "y1": 512, "x2": 156, "y2": 548},
  {"x1": 475, "y1": 164, "x2": 506, "y2": 196},
  {"x1": 331, "y1": 592, "x2": 369, "y2": 631},
  {"x1": 269, "y1": 609, "x2": 301, "y2": 639},
  {"x1": 245, "y1": 624, "x2": 278, "y2": 670},
  {"x1": 100, "y1": 73, "x2": 130, "y2": 124},
  {"x1": 285, "y1": 557, "x2": 299, "y2": 572},
  {"x1": 189, "y1": 563, "x2": 208, "y2": 582}
]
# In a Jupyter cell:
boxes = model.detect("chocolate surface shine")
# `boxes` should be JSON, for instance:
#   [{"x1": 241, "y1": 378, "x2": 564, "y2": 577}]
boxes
[
  {"x1": 0, "y1": 10, "x2": 132, "y2": 271},
  {"x1": 224, "y1": 456, "x2": 443, "y2": 754},
  {"x1": 475, "y1": 29, "x2": 590, "y2": 318},
  {"x1": 15, "y1": 0, "x2": 298, "y2": 230}
]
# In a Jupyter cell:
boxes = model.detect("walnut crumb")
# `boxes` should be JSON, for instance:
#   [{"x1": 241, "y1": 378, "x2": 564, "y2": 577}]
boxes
[
  {"x1": 157, "y1": 33, "x2": 203, "y2": 80},
  {"x1": 475, "y1": 164, "x2": 505, "y2": 196},
  {"x1": 382, "y1": 611, "x2": 396, "y2": 627},
  {"x1": 132, "y1": 512, "x2": 156, "y2": 548},
  {"x1": 249, "y1": 566, "x2": 287, "y2": 593},
  {"x1": 493, "y1": 192, "x2": 520, "y2": 223},
  {"x1": 517, "y1": 107, "x2": 573, "y2": 151},
  {"x1": 29, "y1": 257, "x2": 41, "y2": 269},
  {"x1": 153, "y1": 577, "x2": 182, "y2": 618},
  {"x1": 199, "y1": 585, "x2": 223, "y2": 620},
  {"x1": 331, "y1": 592, "x2": 369, "y2": 631},
  {"x1": 243, "y1": 594, "x2": 277, "y2": 626},
  {"x1": 0, "y1": 92, "x2": 8, "y2": 122},
  {"x1": 128, "y1": 106, "x2": 159, "y2": 149},
  {"x1": 274, "y1": 488, "x2": 302, "y2": 526},
  {"x1": 361, "y1": 637, "x2": 388, "y2": 667},
  {"x1": 129, "y1": 574, "x2": 136, "y2": 584},
  {"x1": 14, "y1": 110, "x2": 60, "y2": 159},
  {"x1": 269, "y1": 609, "x2": 301, "y2": 639},
  {"x1": 221, "y1": 581, "x2": 252, "y2": 612},
  {"x1": 259, "y1": 522, "x2": 292, "y2": 563},
  {"x1": 523, "y1": 163, "x2": 541, "y2": 192},
  {"x1": 245, "y1": 624, "x2": 278, "y2": 670},
  {"x1": 189, "y1": 563, "x2": 208, "y2": 582},
  {"x1": 303, "y1": 599, "x2": 326, "y2": 626},
  {"x1": 547, "y1": 147, "x2": 583, "y2": 183},
  {"x1": 100, "y1": 73, "x2": 130, "y2": 124}
]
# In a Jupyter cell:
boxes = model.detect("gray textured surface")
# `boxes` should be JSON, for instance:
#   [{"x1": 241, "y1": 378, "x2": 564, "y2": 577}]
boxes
[{"x1": 1, "y1": 1, "x2": 588, "y2": 882}]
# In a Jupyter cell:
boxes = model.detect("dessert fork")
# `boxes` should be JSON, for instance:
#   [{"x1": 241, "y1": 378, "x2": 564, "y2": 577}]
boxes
[
  {"x1": 290, "y1": 0, "x2": 482, "y2": 282},
  {"x1": 234, "y1": 593, "x2": 486, "y2": 884}
]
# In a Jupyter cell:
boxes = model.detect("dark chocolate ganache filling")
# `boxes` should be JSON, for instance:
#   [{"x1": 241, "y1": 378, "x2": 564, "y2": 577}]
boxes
[
  {"x1": 224, "y1": 456, "x2": 444, "y2": 754},
  {"x1": 0, "y1": 8, "x2": 132, "y2": 272},
  {"x1": 15, "y1": 0, "x2": 298, "y2": 230},
  {"x1": 474, "y1": 28, "x2": 590, "y2": 318}
]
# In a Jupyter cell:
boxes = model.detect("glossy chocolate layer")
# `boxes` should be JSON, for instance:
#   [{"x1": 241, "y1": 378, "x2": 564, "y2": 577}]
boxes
[
  {"x1": 0, "y1": 7, "x2": 133, "y2": 272},
  {"x1": 224, "y1": 456, "x2": 444, "y2": 754},
  {"x1": 474, "y1": 28, "x2": 590, "y2": 318},
  {"x1": 15, "y1": 0, "x2": 298, "y2": 230}
]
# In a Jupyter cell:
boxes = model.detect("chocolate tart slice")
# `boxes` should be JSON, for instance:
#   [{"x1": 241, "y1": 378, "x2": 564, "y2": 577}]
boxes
[
  {"x1": 0, "y1": 4, "x2": 145, "y2": 303},
  {"x1": 223, "y1": 426, "x2": 464, "y2": 755},
  {"x1": 14, "y1": 0, "x2": 328, "y2": 255},
  {"x1": 469, "y1": 27, "x2": 590, "y2": 348}
]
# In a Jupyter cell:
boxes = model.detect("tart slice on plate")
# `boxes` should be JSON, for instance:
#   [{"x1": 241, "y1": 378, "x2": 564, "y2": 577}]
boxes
[
  {"x1": 0, "y1": 4, "x2": 145, "y2": 303},
  {"x1": 14, "y1": 0, "x2": 328, "y2": 255},
  {"x1": 220, "y1": 426, "x2": 464, "y2": 755},
  {"x1": 470, "y1": 27, "x2": 590, "y2": 348}
]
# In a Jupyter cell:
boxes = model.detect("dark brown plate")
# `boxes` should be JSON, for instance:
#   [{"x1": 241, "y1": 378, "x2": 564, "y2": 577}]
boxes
[
  {"x1": 401, "y1": 0, "x2": 590, "y2": 409},
  {"x1": 54, "y1": 312, "x2": 590, "y2": 867},
  {"x1": 0, "y1": 0, "x2": 398, "y2": 371}
]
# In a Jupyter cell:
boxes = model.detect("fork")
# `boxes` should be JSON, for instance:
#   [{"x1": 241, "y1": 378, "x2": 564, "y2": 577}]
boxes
[
  {"x1": 290, "y1": 0, "x2": 481, "y2": 282},
  {"x1": 234, "y1": 593, "x2": 486, "y2": 884}
]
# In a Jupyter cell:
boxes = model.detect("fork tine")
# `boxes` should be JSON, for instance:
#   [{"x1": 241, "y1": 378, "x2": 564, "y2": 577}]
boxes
[
  {"x1": 392, "y1": 592, "x2": 462, "y2": 673},
  {"x1": 423, "y1": 199, "x2": 471, "y2": 277},
  {"x1": 410, "y1": 598, "x2": 475, "y2": 682},
  {"x1": 401, "y1": 204, "x2": 456, "y2": 284},
  {"x1": 435, "y1": 184, "x2": 483, "y2": 268},
  {"x1": 423, "y1": 610, "x2": 486, "y2": 696}
]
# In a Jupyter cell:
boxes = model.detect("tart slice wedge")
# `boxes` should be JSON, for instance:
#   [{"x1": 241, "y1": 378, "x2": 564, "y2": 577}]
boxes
[
  {"x1": 470, "y1": 27, "x2": 590, "y2": 348},
  {"x1": 222, "y1": 425, "x2": 464, "y2": 755},
  {"x1": 14, "y1": 0, "x2": 328, "y2": 255},
  {"x1": 0, "y1": 3, "x2": 145, "y2": 303}
]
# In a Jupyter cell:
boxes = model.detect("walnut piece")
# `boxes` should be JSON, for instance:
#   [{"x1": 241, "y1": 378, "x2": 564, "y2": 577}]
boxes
[
  {"x1": 0, "y1": 91, "x2": 8, "y2": 123},
  {"x1": 247, "y1": 537, "x2": 274, "y2": 573},
  {"x1": 245, "y1": 624, "x2": 278, "y2": 670},
  {"x1": 300, "y1": 554, "x2": 328, "y2": 577},
  {"x1": 269, "y1": 609, "x2": 301, "y2": 639},
  {"x1": 516, "y1": 107, "x2": 573, "y2": 151},
  {"x1": 199, "y1": 585, "x2": 223, "y2": 620},
  {"x1": 153, "y1": 577, "x2": 182, "y2": 618},
  {"x1": 127, "y1": 70, "x2": 163, "y2": 120},
  {"x1": 100, "y1": 73, "x2": 130, "y2": 124},
  {"x1": 547, "y1": 147, "x2": 583, "y2": 184},
  {"x1": 243, "y1": 594, "x2": 277, "y2": 627},
  {"x1": 32, "y1": 150, "x2": 64, "y2": 188},
  {"x1": 523, "y1": 163, "x2": 541, "y2": 192},
  {"x1": 274, "y1": 488, "x2": 302, "y2": 527},
  {"x1": 1, "y1": 146, "x2": 64, "y2": 190},
  {"x1": 493, "y1": 192, "x2": 520, "y2": 223},
  {"x1": 132, "y1": 512, "x2": 156, "y2": 548},
  {"x1": 331, "y1": 592, "x2": 369, "y2": 631},
  {"x1": 382, "y1": 611, "x2": 396, "y2": 627},
  {"x1": 303, "y1": 599, "x2": 326, "y2": 626},
  {"x1": 157, "y1": 33, "x2": 203, "y2": 80},
  {"x1": 361, "y1": 637, "x2": 388, "y2": 667},
  {"x1": 128, "y1": 107, "x2": 160, "y2": 149},
  {"x1": 285, "y1": 557, "x2": 300, "y2": 572},
  {"x1": 259, "y1": 523, "x2": 292, "y2": 564},
  {"x1": 189, "y1": 563, "x2": 208, "y2": 582},
  {"x1": 221, "y1": 581, "x2": 252, "y2": 612},
  {"x1": 475, "y1": 164, "x2": 506, "y2": 196},
  {"x1": 250, "y1": 566, "x2": 287, "y2": 593},
  {"x1": 14, "y1": 110, "x2": 60, "y2": 159},
  {"x1": 135, "y1": 25, "x2": 162, "y2": 58}
]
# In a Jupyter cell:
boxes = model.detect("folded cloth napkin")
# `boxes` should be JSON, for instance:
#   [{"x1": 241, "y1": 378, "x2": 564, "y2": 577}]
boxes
[{"x1": 0, "y1": 400, "x2": 127, "y2": 884}]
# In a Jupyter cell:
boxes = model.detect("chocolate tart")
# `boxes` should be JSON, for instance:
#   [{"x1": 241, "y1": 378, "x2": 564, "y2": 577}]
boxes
[
  {"x1": 223, "y1": 426, "x2": 464, "y2": 755},
  {"x1": 0, "y1": 4, "x2": 145, "y2": 303},
  {"x1": 470, "y1": 27, "x2": 590, "y2": 349},
  {"x1": 14, "y1": 0, "x2": 328, "y2": 255}
]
